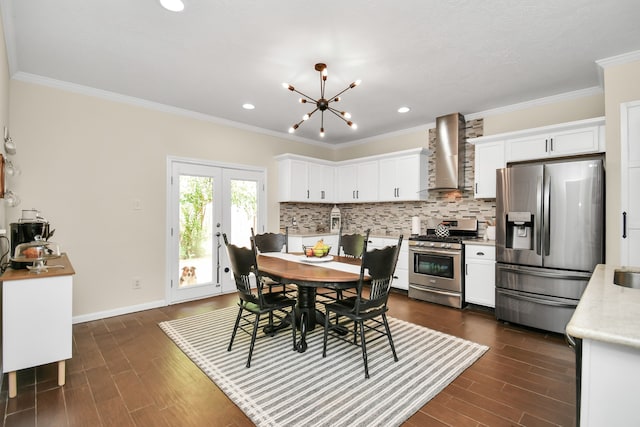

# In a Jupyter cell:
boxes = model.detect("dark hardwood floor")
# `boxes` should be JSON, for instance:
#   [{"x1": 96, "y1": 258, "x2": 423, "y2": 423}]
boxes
[{"x1": 0, "y1": 291, "x2": 576, "y2": 426}]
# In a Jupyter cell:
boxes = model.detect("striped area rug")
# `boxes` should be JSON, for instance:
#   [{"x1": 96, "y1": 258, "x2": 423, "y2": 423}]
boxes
[{"x1": 159, "y1": 306, "x2": 488, "y2": 427}]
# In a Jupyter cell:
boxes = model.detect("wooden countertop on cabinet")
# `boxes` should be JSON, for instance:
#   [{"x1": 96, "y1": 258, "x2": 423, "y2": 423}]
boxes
[{"x1": 1, "y1": 253, "x2": 75, "y2": 398}]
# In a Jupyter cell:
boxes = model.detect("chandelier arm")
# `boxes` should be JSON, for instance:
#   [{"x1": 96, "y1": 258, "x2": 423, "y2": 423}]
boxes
[
  {"x1": 291, "y1": 88, "x2": 318, "y2": 103},
  {"x1": 327, "y1": 85, "x2": 354, "y2": 101},
  {"x1": 327, "y1": 107, "x2": 352, "y2": 125}
]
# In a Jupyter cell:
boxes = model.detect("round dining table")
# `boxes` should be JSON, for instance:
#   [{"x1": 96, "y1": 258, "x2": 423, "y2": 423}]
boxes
[{"x1": 257, "y1": 253, "x2": 368, "y2": 352}]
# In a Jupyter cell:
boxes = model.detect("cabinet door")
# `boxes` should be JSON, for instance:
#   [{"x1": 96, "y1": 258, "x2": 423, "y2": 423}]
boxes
[
  {"x1": 280, "y1": 159, "x2": 309, "y2": 201},
  {"x1": 621, "y1": 101, "x2": 640, "y2": 266},
  {"x1": 549, "y1": 126, "x2": 599, "y2": 157},
  {"x1": 465, "y1": 259, "x2": 495, "y2": 307},
  {"x1": 308, "y1": 163, "x2": 335, "y2": 202},
  {"x1": 506, "y1": 134, "x2": 548, "y2": 162},
  {"x1": 336, "y1": 164, "x2": 358, "y2": 202},
  {"x1": 355, "y1": 161, "x2": 379, "y2": 202},
  {"x1": 378, "y1": 158, "x2": 397, "y2": 200},
  {"x1": 396, "y1": 155, "x2": 427, "y2": 200},
  {"x1": 474, "y1": 141, "x2": 505, "y2": 199}
]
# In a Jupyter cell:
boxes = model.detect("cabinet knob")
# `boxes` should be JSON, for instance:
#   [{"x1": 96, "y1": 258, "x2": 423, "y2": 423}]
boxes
[{"x1": 476, "y1": 251, "x2": 485, "y2": 256}]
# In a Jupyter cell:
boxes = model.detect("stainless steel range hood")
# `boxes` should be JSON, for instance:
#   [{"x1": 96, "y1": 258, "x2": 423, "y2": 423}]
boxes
[{"x1": 432, "y1": 112, "x2": 466, "y2": 191}]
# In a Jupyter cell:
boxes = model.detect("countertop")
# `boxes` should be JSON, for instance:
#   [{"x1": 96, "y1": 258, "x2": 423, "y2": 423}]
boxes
[
  {"x1": 1, "y1": 253, "x2": 75, "y2": 281},
  {"x1": 463, "y1": 238, "x2": 495, "y2": 246},
  {"x1": 566, "y1": 264, "x2": 640, "y2": 349}
]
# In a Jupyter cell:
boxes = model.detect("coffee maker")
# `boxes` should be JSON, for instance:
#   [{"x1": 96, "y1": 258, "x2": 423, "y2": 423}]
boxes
[{"x1": 10, "y1": 209, "x2": 53, "y2": 269}]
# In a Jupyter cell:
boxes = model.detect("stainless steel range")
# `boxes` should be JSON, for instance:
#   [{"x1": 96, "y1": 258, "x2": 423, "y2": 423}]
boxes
[{"x1": 408, "y1": 219, "x2": 478, "y2": 308}]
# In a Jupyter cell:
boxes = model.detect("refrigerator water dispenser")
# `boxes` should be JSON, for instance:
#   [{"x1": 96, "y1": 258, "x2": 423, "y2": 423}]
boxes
[{"x1": 506, "y1": 212, "x2": 534, "y2": 250}]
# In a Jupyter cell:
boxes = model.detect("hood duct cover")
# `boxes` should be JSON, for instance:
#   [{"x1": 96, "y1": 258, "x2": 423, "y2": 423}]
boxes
[{"x1": 432, "y1": 112, "x2": 466, "y2": 190}]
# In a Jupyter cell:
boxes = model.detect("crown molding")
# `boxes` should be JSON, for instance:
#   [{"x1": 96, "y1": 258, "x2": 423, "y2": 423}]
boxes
[
  {"x1": 10, "y1": 72, "x2": 336, "y2": 149},
  {"x1": 596, "y1": 49, "x2": 640, "y2": 87}
]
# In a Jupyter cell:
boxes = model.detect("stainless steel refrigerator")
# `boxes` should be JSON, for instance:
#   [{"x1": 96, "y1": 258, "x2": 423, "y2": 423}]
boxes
[{"x1": 495, "y1": 155, "x2": 605, "y2": 334}]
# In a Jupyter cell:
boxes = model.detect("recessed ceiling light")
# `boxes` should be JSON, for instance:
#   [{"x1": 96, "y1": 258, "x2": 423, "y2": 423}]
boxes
[
  {"x1": 242, "y1": 103, "x2": 255, "y2": 110},
  {"x1": 397, "y1": 106, "x2": 411, "y2": 113},
  {"x1": 159, "y1": 0, "x2": 185, "y2": 12}
]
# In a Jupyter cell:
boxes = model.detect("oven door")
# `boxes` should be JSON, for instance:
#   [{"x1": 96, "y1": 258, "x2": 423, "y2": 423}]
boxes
[{"x1": 409, "y1": 247, "x2": 461, "y2": 293}]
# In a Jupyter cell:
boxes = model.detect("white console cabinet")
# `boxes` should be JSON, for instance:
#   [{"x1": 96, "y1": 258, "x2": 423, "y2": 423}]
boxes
[{"x1": 1, "y1": 254, "x2": 75, "y2": 398}]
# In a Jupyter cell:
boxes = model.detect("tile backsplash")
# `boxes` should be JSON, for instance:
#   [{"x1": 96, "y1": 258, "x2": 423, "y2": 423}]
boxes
[{"x1": 280, "y1": 118, "x2": 496, "y2": 237}]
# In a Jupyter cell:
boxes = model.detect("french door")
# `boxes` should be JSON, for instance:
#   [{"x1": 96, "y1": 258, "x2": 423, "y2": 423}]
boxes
[{"x1": 167, "y1": 158, "x2": 265, "y2": 304}]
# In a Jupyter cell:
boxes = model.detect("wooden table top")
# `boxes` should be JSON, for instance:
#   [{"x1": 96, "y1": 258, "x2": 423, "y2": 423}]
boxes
[
  {"x1": 257, "y1": 254, "x2": 364, "y2": 286},
  {"x1": 1, "y1": 253, "x2": 75, "y2": 281}
]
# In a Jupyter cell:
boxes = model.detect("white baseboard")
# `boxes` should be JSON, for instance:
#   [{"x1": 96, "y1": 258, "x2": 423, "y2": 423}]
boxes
[{"x1": 72, "y1": 299, "x2": 167, "y2": 324}]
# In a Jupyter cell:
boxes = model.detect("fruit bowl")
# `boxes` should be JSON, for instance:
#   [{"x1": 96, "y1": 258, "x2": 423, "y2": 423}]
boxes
[{"x1": 302, "y1": 245, "x2": 331, "y2": 258}]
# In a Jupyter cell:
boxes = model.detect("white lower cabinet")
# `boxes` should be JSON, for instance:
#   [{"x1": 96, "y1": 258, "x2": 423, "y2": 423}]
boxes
[
  {"x1": 368, "y1": 236, "x2": 407, "y2": 290},
  {"x1": 579, "y1": 339, "x2": 640, "y2": 426},
  {"x1": 464, "y1": 244, "x2": 495, "y2": 307}
]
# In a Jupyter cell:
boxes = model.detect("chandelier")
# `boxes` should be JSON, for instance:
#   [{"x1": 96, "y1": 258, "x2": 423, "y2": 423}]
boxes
[{"x1": 283, "y1": 63, "x2": 360, "y2": 138}]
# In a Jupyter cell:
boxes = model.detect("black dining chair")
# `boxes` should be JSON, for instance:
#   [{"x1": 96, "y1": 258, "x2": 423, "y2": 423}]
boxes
[
  {"x1": 322, "y1": 235, "x2": 403, "y2": 379},
  {"x1": 330, "y1": 228, "x2": 370, "y2": 300},
  {"x1": 338, "y1": 227, "x2": 368, "y2": 258},
  {"x1": 223, "y1": 233, "x2": 297, "y2": 368},
  {"x1": 251, "y1": 227, "x2": 291, "y2": 295}
]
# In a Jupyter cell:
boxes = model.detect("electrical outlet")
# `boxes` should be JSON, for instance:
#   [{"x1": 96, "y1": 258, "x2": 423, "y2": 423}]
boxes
[{"x1": 132, "y1": 277, "x2": 142, "y2": 290}]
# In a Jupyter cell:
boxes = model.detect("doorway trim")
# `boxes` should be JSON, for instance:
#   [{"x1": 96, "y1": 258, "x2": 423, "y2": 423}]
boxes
[{"x1": 165, "y1": 155, "x2": 267, "y2": 305}]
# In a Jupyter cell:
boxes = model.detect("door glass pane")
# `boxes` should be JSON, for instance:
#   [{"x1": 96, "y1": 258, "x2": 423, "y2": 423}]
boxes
[
  {"x1": 179, "y1": 175, "x2": 213, "y2": 287},
  {"x1": 229, "y1": 179, "x2": 257, "y2": 248}
]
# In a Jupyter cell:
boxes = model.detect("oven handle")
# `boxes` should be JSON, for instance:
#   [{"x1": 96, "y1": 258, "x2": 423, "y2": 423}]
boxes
[
  {"x1": 409, "y1": 284, "x2": 459, "y2": 298},
  {"x1": 498, "y1": 288, "x2": 577, "y2": 308},
  {"x1": 409, "y1": 247, "x2": 459, "y2": 256}
]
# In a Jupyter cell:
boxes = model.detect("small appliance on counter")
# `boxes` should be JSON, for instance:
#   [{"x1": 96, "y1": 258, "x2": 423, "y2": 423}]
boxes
[
  {"x1": 11, "y1": 237, "x2": 62, "y2": 273},
  {"x1": 10, "y1": 209, "x2": 56, "y2": 270}
]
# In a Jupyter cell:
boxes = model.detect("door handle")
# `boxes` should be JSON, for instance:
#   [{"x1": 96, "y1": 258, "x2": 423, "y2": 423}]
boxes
[
  {"x1": 550, "y1": 137, "x2": 554, "y2": 152},
  {"x1": 545, "y1": 138, "x2": 548, "y2": 152},
  {"x1": 623, "y1": 211, "x2": 627, "y2": 238},
  {"x1": 475, "y1": 183, "x2": 478, "y2": 194}
]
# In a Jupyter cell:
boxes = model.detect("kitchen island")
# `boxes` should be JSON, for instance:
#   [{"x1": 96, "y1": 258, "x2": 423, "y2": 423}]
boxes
[{"x1": 566, "y1": 264, "x2": 640, "y2": 426}]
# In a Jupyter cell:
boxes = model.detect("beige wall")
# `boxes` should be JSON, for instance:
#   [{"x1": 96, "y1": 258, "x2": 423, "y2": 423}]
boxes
[
  {"x1": 8, "y1": 81, "x2": 333, "y2": 317},
  {"x1": 602, "y1": 59, "x2": 640, "y2": 265},
  {"x1": 482, "y1": 93, "x2": 605, "y2": 135},
  {"x1": 0, "y1": 15, "x2": 10, "y2": 230}
]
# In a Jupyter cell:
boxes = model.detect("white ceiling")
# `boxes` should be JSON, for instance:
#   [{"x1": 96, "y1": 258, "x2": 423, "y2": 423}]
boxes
[{"x1": 2, "y1": 0, "x2": 640, "y2": 146}]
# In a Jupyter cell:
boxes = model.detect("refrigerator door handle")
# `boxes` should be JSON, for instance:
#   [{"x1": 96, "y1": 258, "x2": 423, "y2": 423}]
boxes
[
  {"x1": 497, "y1": 263, "x2": 591, "y2": 281},
  {"x1": 543, "y1": 171, "x2": 551, "y2": 256},
  {"x1": 536, "y1": 175, "x2": 543, "y2": 256},
  {"x1": 499, "y1": 288, "x2": 577, "y2": 308}
]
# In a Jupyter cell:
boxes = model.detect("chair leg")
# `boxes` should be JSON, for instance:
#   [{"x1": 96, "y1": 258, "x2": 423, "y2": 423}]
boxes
[
  {"x1": 382, "y1": 313, "x2": 399, "y2": 362},
  {"x1": 228, "y1": 306, "x2": 243, "y2": 352},
  {"x1": 290, "y1": 308, "x2": 297, "y2": 351},
  {"x1": 246, "y1": 313, "x2": 261, "y2": 368},
  {"x1": 322, "y1": 309, "x2": 330, "y2": 358},
  {"x1": 358, "y1": 320, "x2": 369, "y2": 379}
]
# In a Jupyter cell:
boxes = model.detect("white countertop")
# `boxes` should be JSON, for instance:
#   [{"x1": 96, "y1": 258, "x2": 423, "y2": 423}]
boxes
[
  {"x1": 463, "y1": 238, "x2": 495, "y2": 246},
  {"x1": 566, "y1": 264, "x2": 640, "y2": 349}
]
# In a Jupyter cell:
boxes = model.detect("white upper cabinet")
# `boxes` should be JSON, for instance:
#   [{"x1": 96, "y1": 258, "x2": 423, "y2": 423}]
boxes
[
  {"x1": 472, "y1": 140, "x2": 505, "y2": 199},
  {"x1": 276, "y1": 155, "x2": 335, "y2": 202},
  {"x1": 504, "y1": 117, "x2": 605, "y2": 162},
  {"x1": 469, "y1": 117, "x2": 605, "y2": 200},
  {"x1": 378, "y1": 150, "x2": 428, "y2": 201},
  {"x1": 337, "y1": 160, "x2": 379, "y2": 202},
  {"x1": 277, "y1": 148, "x2": 429, "y2": 204},
  {"x1": 307, "y1": 162, "x2": 335, "y2": 202}
]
